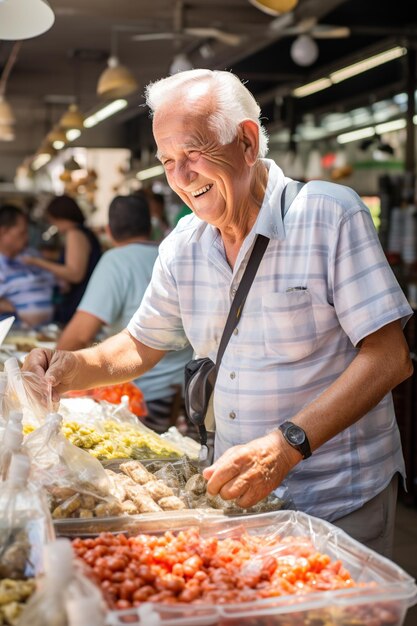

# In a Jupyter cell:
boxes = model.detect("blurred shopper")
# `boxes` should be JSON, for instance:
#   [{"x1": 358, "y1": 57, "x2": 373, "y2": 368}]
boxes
[
  {"x1": 22, "y1": 195, "x2": 101, "y2": 324},
  {"x1": 145, "y1": 190, "x2": 171, "y2": 241},
  {"x1": 0, "y1": 205, "x2": 54, "y2": 327},
  {"x1": 57, "y1": 193, "x2": 193, "y2": 433}
]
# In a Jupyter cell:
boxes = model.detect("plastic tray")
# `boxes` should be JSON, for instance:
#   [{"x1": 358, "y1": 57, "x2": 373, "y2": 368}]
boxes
[
  {"x1": 104, "y1": 510, "x2": 417, "y2": 626},
  {"x1": 54, "y1": 509, "x2": 227, "y2": 538}
]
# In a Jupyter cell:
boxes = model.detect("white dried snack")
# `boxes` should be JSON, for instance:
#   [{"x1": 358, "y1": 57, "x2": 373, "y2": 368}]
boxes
[
  {"x1": 119, "y1": 460, "x2": 156, "y2": 485},
  {"x1": 158, "y1": 496, "x2": 186, "y2": 511},
  {"x1": 142, "y1": 480, "x2": 174, "y2": 501},
  {"x1": 121, "y1": 500, "x2": 138, "y2": 515},
  {"x1": 125, "y1": 484, "x2": 162, "y2": 513}
]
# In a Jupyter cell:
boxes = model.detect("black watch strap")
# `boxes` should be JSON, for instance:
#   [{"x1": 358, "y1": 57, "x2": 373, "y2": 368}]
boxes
[{"x1": 278, "y1": 421, "x2": 312, "y2": 459}]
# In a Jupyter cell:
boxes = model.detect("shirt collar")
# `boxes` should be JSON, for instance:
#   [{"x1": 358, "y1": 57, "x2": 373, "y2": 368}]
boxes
[{"x1": 254, "y1": 158, "x2": 289, "y2": 241}]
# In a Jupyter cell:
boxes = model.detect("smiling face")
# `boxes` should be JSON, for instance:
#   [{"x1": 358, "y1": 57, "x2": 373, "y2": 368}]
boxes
[{"x1": 153, "y1": 89, "x2": 261, "y2": 236}]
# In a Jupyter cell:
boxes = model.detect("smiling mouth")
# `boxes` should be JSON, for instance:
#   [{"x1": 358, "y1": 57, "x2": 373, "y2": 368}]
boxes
[{"x1": 191, "y1": 184, "x2": 213, "y2": 198}]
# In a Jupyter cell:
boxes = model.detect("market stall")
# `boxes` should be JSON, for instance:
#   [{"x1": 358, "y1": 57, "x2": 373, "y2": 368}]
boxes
[{"x1": 0, "y1": 352, "x2": 415, "y2": 626}]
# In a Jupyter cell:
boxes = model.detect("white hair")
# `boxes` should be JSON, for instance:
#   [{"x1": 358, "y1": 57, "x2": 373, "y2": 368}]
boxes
[{"x1": 145, "y1": 69, "x2": 269, "y2": 158}]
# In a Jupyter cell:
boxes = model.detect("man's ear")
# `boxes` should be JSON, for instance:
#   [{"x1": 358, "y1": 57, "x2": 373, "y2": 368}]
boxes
[
  {"x1": 238, "y1": 119, "x2": 260, "y2": 166},
  {"x1": 105, "y1": 224, "x2": 115, "y2": 245}
]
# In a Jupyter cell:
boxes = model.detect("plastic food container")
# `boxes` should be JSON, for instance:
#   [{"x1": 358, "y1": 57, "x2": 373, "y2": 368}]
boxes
[
  {"x1": 104, "y1": 510, "x2": 417, "y2": 626},
  {"x1": 55, "y1": 509, "x2": 226, "y2": 538}
]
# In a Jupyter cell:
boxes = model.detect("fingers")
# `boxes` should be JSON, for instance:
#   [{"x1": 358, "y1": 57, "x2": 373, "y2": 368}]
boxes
[
  {"x1": 22, "y1": 348, "x2": 53, "y2": 377},
  {"x1": 204, "y1": 455, "x2": 242, "y2": 497}
]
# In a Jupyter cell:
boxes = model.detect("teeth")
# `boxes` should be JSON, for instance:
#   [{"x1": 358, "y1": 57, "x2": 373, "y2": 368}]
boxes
[{"x1": 191, "y1": 184, "x2": 211, "y2": 197}]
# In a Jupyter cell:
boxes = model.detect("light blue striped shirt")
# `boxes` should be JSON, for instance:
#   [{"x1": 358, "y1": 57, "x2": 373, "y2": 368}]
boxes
[
  {"x1": 128, "y1": 159, "x2": 413, "y2": 522},
  {"x1": 0, "y1": 250, "x2": 54, "y2": 321}
]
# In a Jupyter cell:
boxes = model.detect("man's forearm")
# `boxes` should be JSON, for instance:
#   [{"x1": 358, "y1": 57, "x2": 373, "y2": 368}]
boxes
[
  {"x1": 69, "y1": 330, "x2": 165, "y2": 391},
  {"x1": 289, "y1": 320, "x2": 412, "y2": 452}
]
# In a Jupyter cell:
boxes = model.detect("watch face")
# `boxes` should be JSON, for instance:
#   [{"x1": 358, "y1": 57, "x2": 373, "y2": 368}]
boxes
[{"x1": 286, "y1": 424, "x2": 306, "y2": 445}]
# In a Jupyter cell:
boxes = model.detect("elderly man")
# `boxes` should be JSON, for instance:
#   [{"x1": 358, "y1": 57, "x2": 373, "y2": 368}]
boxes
[{"x1": 23, "y1": 70, "x2": 413, "y2": 556}]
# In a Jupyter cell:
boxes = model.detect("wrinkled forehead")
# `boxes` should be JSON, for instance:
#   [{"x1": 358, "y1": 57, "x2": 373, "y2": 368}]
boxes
[{"x1": 153, "y1": 82, "x2": 214, "y2": 125}]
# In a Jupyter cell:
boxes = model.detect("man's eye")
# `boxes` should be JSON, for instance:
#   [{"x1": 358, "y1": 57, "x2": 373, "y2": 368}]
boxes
[
  {"x1": 188, "y1": 151, "x2": 200, "y2": 160},
  {"x1": 163, "y1": 160, "x2": 174, "y2": 169}
]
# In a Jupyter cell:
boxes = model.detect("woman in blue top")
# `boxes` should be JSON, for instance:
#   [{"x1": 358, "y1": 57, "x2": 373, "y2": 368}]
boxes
[{"x1": 23, "y1": 195, "x2": 101, "y2": 324}]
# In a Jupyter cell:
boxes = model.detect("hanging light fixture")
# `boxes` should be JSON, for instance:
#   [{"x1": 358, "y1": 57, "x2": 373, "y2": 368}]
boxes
[
  {"x1": 97, "y1": 29, "x2": 138, "y2": 99},
  {"x1": 169, "y1": 53, "x2": 193, "y2": 75},
  {"x1": 248, "y1": 0, "x2": 298, "y2": 16},
  {"x1": 0, "y1": 0, "x2": 55, "y2": 40},
  {"x1": 0, "y1": 42, "x2": 21, "y2": 142},
  {"x1": 290, "y1": 35, "x2": 319, "y2": 66},
  {"x1": 59, "y1": 104, "x2": 84, "y2": 131},
  {"x1": 0, "y1": 105, "x2": 15, "y2": 140},
  {"x1": 0, "y1": 95, "x2": 15, "y2": 127},
  {"x1": 47, "y1": 126, "x2": 67, "y2": 149}
]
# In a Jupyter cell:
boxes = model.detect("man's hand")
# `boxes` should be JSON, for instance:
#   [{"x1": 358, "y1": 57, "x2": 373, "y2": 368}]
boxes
[
  {"x1": 22, "y1": 348, "x2": 80, "y2": 402},
  {"x1": 202, "y1": 431, "x2": 301, "y2": 508}
]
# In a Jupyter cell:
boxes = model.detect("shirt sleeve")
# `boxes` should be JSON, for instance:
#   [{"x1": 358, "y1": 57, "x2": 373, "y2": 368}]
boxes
[
  {"x1": 127, "y1": 245, "x2": 189, "y2": 351},
  {"x1": 77, "y1": 252, "x2": 124, "y2": 325},
  {"x1": 330, "y1": 207, "x2": 413, "y2": 346}
]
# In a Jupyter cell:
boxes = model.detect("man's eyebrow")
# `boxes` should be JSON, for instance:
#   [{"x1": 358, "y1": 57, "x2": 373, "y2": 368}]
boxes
[{"x1": 156, "y1": 143, "x2": 197, "y2": 162}]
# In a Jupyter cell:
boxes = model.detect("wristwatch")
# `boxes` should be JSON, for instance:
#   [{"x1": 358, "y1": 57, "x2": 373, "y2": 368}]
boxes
[{"x1": 278, "y1": 421, "x2": 312, "y2": 459}]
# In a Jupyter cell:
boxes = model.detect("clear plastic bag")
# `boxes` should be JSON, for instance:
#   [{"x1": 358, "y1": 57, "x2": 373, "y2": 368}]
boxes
[
  {"x1": 3, "y1": 357, "x2": 52, "y2": 427},
  {"x1": 0, "y1": 420, "x2": 24, "y2": 481},
  {"x1": 23, "y1": 413, "x2": 122, "y2": 520},
  {"x1": 0, "y1": 452, "x2": 54, "y2": 611},
  {"x1": 58, "y1": 397, "x2": 185, "y2": 462},
  {"x1": 17, "y1": 538, "x2": 106, "y2": 626}
]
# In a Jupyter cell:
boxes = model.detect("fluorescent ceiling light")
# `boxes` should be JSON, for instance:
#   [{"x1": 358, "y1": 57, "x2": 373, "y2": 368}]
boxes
[
  {"x1": 83, "y1": 99, "x2": 127, "y2": 129},
  {"x1": 66, "y1": 129, "x2": 81, "y2": 142},
  {"x1": 293, "y1": 46, "x2": 407, "y2": 99},
  {"x1": 32, "y1": 153, "x2": 51, "y2": 170},
  {"x1": 375, "y1": 119, "x2": 406, "y2": 134},
  {"x1": 330, "y1": 46, "x2": 406, "y2": 84},
  {"x1": 52, "y1": 140, "x2": 65, "y2": 150},
  {"x1": 293, "y1": 78, "x2": 332, "y2": 98},
  {"x1": 337, "y1": 127, "x2": 375, "y2": 144},
  {"x1": 136, "y1": 165, "x2": 165, "y2": 181}
]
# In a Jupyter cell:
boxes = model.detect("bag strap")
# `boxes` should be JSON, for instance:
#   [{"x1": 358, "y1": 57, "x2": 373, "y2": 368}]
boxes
[{"x1": 215, "y1": 179, "x2": 304, "y2": 370}]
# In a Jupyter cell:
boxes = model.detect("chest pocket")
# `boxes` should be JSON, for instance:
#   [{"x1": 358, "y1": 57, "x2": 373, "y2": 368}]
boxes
[{"x1": 262, "y1": 290, "x2": 317, "y2": 361}]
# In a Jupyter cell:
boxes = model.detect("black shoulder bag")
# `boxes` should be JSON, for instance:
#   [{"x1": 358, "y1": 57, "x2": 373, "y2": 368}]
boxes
[{"x1": 184, "y1": 180, "x2": 305, "y2": 458}]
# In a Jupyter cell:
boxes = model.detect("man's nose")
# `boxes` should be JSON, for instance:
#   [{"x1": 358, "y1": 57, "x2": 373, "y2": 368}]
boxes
[{"x1": 174, "y1": 160, "x2": 196, "y2": 187}]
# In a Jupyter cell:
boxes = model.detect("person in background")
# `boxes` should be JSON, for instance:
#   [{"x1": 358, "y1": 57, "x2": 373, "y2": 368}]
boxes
[
  {"x1": 22, "y1": 195, "x2": 101, "y2": 325},
  {"x1": 145, "y1": 190, "x2": 171, "y2": 241},
  {"x1": 57, "y1": 193, "x2": 193, "y2": 433},
  {"x1": 23, "y1": 70, "x2": 413, "y2": 557},
  {"x1": 0, "y1": 205, "x2": 54, "y2": 327}
]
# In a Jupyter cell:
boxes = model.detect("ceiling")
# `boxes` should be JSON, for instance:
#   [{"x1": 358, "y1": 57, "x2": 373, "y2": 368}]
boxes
[{"x1": 0, "y1": 0, "x2": 416, "y2": 182}]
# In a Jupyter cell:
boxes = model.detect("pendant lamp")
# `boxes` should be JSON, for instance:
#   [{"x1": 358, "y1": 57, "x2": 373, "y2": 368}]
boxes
[
  {"x1": 248, "y1": 0, "x2": 298, "y2": 16},
  {"x1": 0, "y1": 95, "x2": 15, "y2": 126},
  {"x1": 169, "y1": 53, "x2": 193, "y2": 75},
  {"x1": 59, "y1": 104, "x2": 84, "y2": 131},
  {"x1": 0, "y1": 96, "x2": 15, "y2": 141},
  {"x1": 0, "y1": 0, "x2": 55, "y2": 40},
  {"x1": 97, "y1": 56, "x2": 138, "y2": 99}
]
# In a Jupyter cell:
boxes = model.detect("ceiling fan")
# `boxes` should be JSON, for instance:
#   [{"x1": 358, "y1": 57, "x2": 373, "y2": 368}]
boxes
[
  {"x1": 132, "y1": 28, "x2": 243, "y2": 48},
  {"x1": 132, "y1": 0, "x2": 244, "y2": 48},
  {"x1": 276, "y1": 16, "x2": 350, "y2": 40}
]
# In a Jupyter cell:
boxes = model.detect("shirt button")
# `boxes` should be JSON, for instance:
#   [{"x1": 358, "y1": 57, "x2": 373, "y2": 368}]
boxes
[
  {"x1": 231, "y1": 288, "x2": 237, "y2": 297},
  {"x1": 229, "y1": 411, "x2": 236, "y2": 420},
  {"x1": 233, "y1": 328, "x2": 239, "y2": 336},
  {"x1": 230, "y1": 372, "x2": 236, "y2": 379}
]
